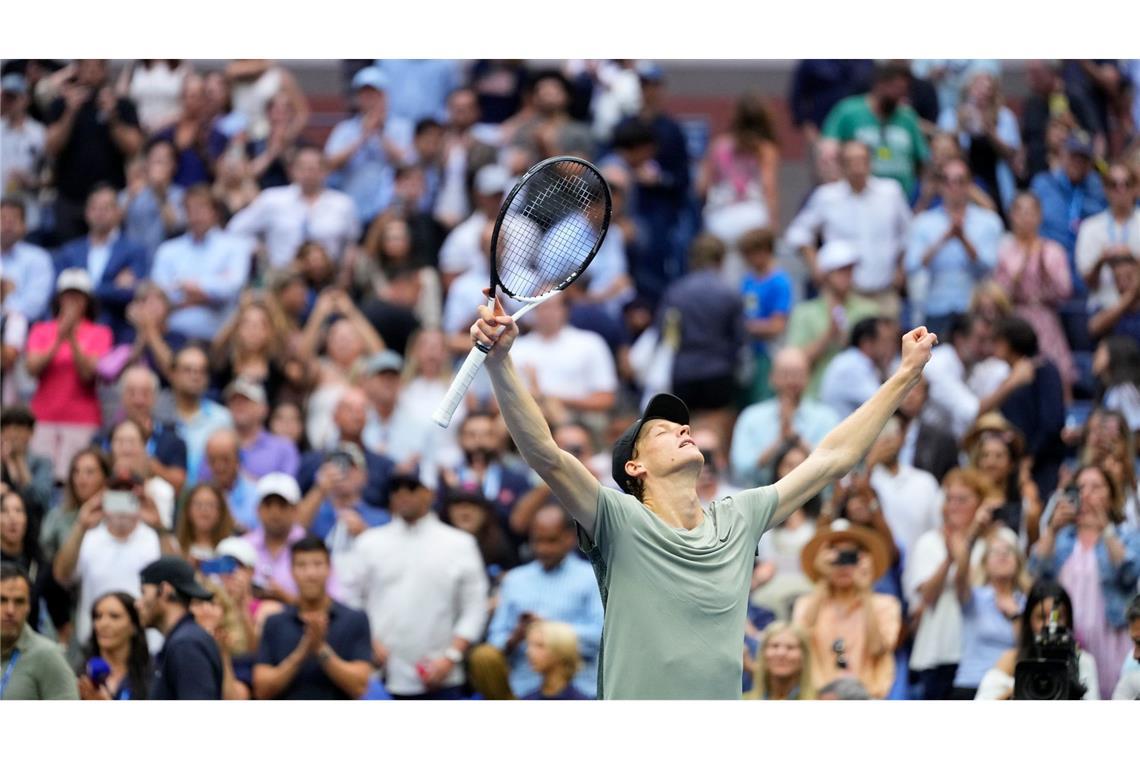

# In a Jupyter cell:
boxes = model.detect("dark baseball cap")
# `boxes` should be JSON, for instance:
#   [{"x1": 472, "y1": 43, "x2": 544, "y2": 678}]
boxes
[
  {"x1": 611, "y1": 393, "x2": 690, "y2": 495},
  {"x1": 139, "y1": 556, "x2": 213, "y2": 600}
]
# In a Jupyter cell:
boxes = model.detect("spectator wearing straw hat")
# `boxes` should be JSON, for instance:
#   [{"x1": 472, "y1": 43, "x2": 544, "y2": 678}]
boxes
[{"x1": 792, "y1": 518, "x2": 901, "y2": 698}]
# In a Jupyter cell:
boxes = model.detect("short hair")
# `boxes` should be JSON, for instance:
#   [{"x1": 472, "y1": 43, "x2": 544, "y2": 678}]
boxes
[
  {"x1": 947, "y1": 313, "x2": 979, "y2": 343},
  {"x1": 528, "y1": 69, "x2": 571, "y2": 98},
  {"x1": 850, "y1": 317, "x2": 884, "y2": 350},
  {"x1": 120, "y1": 364, "x2": 160, "y2": 395},
  {"x1": 688, "y1": 233, "x2": 726, "y2": 270},
  {"x1": 873, "y1": 61, "x2": 911, "y2": 86},
  {"x1": 183, "y1": 183, "x2": 215, "y2": 209},
  {"x1": 86, "y1": 181, "x2": 118, "y2": 204},
  {"x1": 738, "y1": 227, "x2": 775, "y2": 255},
  {"x1": 145, "y1": 137, "x2": 176, "y2": 158},
  {"x1": 611, "y1": 120, "x2": 655, "y2": 151},
  {"x1": 414, "y1": 118, "x2": 443, "y2": 138},
  {"x1": 0, "y1": 405, "x2": 36, "y2": 430},
  {"x1": 172, "y1": 343, "x2": 209, "y2": 369},
  {"x1": 0, "y1": 561, "x2": 31, "y2": 590},
  {"x1": 459, "y1": 410, "x2": 497, "y2": 434},
  {"x1": 995, "y1": 316, "x2": 1038, "y2": 358},
  {"x1": 290, "y1": 534, "x2": 331, "y2": 561},
  {"x1": 0, "y1": 196, "x2": 27, "y2": 221},
  {"x1": 818, "y1": 677, "x2": 870, "y2": 700}
]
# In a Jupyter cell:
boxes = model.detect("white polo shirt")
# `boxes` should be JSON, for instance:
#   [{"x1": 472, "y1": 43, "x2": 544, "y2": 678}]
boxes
[{"x1": 511, "y1": 325, "x2": 618, "y2": 403}]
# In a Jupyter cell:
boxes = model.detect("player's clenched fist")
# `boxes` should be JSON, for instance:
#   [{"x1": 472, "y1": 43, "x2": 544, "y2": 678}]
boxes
[{"x1": 899, "y1": 326, "x2": 938, "y2": 380}]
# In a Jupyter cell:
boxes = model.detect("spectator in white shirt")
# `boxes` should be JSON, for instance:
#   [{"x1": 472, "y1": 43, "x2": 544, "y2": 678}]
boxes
[
  {"x1": 0, "y1": 197, "x2": 53, "y2": 322},
  {"x1": 785, "y1": 140, "x2": 911, "y2": 316},
  {"x1": 344, "y1": 470, "x2": 488, "y2": 699},
  {"x1": 150, "y1": 185, "x2": 252, "y2": 342},
  {"x1": 228, "y1": 146, "x2": 361, "y2": 270},
  {"x1": 865, "y1": 416, "x2": 944, "y2": 563},
  {"x1": 51, "y1": 471, "x2": 167, "y2": 646},
  {"x1": 510, "y1": 296, "x2": 618, "y2": 417},
  {"x1": 438, "y1": 164, "x2": 511, "y2": 290},
  {"x1": 921, "y1": 314, "x2": 1035, "y2": 441},
  {"x1": 1, "y1": 74, "x2": 46, "y2": 230},
  {"x1": 820, "y1": 316, "x2": 896, "y2": 420},
  {"x1": 1076, "y1": 162, "x2": 1140, "y2": 312}
]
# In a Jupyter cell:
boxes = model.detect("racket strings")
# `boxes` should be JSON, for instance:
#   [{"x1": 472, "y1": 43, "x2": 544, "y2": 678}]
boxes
[{"x1": 496, "y1": 161, "x2": 606, "y2": 299}]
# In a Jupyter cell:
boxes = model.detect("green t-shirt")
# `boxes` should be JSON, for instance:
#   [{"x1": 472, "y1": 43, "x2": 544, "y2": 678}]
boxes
[
  {"x1": 1, "y1": 624, "x2": 79, "y2": 700},
  {"x1": 822, "y1": 95, "x2": 930, "y2": 197},
  {"x1": 578, "y1": 485, "x2": 779, "y2": 699},
  {"x1": 785, "y1": 294, "x2": 883, "y2": 398}
]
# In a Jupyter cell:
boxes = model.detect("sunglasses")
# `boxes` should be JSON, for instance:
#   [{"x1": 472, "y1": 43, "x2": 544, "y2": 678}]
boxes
[{"x1": 1106, "y1": 179, "x2": 1134, "y2": 190}]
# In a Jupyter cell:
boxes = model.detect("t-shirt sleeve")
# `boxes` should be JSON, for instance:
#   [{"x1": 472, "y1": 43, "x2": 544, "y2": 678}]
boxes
[
  {"x1": 255, "y1": 614, "x2": 285, "y2": 666},
  {"x1": 784, "y1": 304, "x2": 813, "y2": 348},
  {"x1": 345, "y1": 611, "x2": 373, "y2": 663},
  {"x1": 733, "y1": 485, "x2": 780, "y2": 543},
  {"x1": 25, "y1": 322, "x2": 53, "y2": 354},
  {"x1": 820, "y1": 99, "x2": 848, "y2": 140},
  {"x1": 578, "y1": 487, "x2": 634, "y2": 564}
]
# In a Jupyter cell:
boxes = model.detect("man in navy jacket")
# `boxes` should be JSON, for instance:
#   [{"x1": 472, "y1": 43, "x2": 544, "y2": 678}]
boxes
[{"x1": 54, "y1": 183, "x2": 148, "y2": 343}]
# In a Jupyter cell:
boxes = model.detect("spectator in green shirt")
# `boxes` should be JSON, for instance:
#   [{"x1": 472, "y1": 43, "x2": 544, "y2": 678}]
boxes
[
  {"x1": 785, "y1": 241, "x2": 884, "y2": 398},
  {"x1": 822, "y1": 62, "x2": 931, "y2": 198},
  {"x1": 1, "y1": 562, "x2": 78, "y2": 700}
]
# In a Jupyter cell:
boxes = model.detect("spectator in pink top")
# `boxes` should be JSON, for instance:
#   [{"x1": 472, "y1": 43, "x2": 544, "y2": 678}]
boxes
[
  {"x1": 994, "y1": 192, "x2": 1075, "y2": 397},
  {"x1": 25, "y1": 269, "x2": 113, "y2": 480}
]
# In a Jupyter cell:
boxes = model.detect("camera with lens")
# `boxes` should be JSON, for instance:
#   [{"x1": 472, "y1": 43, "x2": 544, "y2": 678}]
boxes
[{"x1": 1013, "y1": 607, "x2": 1086, "y2": 700}]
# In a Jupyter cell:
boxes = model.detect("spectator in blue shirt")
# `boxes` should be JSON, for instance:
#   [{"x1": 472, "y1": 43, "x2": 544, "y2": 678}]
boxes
[
  {"x1": 151, "y1": 74, "x2": 229, "y2": 188},
  {"x1": 472, "y1": 505, "x2": 603, "y2": 699},
  {"x1": 55, "y1": 184, "x2": 148, "y2": 343},
  {"x1": 324, "y1": 67, "x2": 413, "y2": 224},
  {"x1": 137, "y1": 555, "x2": 222, "y2": 699},
  {"x1": 1, "y1": 197, "x2": 54, "y2": 322},
  {"x1": 374, "y1": 60, "x2": 462, "y2": 124},
  {"x1": 739, "y1": 227, "x2": 793, "y2": 403},
  {"x1": 168, "y1": 346, "x2": 233, "y2": 485},
  {"x1": 120, "y1": 140, "x2": 185, "y2": 267},
  {"x1": 150, "y1": 185, "x2": 251, "y2": 343},
  {"x1": 253, "y1": 535, "x2": 372, "y2": 700},
  {"x1": 297, "y1": 443, "x2": 390, "y2": 561},
  {"x1": 906, "y1": 158, "x2": 1004, "y2": 338},
  {"x1": 1030, "y1": 134, "x2": 1108, "y2": 292}
]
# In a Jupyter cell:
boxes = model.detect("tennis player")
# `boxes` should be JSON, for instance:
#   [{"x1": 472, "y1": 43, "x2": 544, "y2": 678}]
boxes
[{"x1": 472, "y1": 293, "x2": 937, "y2": 699}]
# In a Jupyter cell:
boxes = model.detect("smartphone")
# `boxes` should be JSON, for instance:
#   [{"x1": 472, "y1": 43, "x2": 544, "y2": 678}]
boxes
[
  {"x1": 200, "y1": 556, "x2": 239, "y2": 577},
  {"x1": 1063, "y1": 485, "x2": 1080, "y2": 509},
  {"x1": 103, "y1": 489, "x2": 140, "y2": 516},
  {"x1": 834, "y1": 549, "x2": 860, "y2": 566}
]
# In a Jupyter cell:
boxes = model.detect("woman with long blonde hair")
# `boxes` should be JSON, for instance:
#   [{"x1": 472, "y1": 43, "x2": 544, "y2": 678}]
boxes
[
  {"x1": 950, "y1": 527, "x2": 1029, "y2": 699},
  {"x1": 745, "y1": 621, "x2": 816, "y2": 700},
  {"x1": 209, "y1": 296, "x2": 293, "y2": 403},
  {"x1": 522, "y1": 620, "x2": 588, "y2": 700},
  {"x1": 175, "y1": 484, "x2": 237, "y2": 565}
]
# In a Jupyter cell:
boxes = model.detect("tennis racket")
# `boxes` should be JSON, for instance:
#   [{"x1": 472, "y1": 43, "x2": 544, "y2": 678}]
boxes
[{"x1": 432, "y1": 155, "x2": 612, "y2": 428}]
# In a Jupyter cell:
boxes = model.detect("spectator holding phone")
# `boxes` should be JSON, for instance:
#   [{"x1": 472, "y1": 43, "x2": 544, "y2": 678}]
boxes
[
  {"x1": 792, "y1": 519, "x2": 901, "y2": 698},
  {"x1": 1030, "y1": 464, "x2": 1140, "y2": 698},
  {"x1": 76, "y1": 591, "x2": 151, "y2": 700},
  {"x1": 253, "y1": 535, "x2": 372, "y2": 699}
]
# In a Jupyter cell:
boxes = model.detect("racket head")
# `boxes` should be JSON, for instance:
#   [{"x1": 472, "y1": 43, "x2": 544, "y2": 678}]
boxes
[{"x1": 488, "y1": 156, "x2": 612, "y2": 302}]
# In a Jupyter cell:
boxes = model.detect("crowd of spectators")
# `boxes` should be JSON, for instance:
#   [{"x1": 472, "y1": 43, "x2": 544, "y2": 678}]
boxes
[{"x1": 2, "y1": 57, "x2": 1139, "y2": 701}]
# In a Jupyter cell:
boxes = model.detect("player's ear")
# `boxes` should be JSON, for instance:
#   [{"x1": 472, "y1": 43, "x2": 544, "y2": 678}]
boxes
[{"x1": 624, "y1": 460, "x2": 645, "y2": 481}]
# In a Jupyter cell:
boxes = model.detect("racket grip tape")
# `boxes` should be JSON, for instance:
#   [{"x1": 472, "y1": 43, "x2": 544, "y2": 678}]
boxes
[{"x1": 432, "y1": 345, "x2": 490, "y2": 428}]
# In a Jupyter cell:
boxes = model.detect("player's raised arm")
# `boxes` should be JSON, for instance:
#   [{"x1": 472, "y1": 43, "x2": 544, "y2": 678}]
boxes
[
  {"x1": 473, "y1": 293, "x2": 600, "y2": 538},
  {"x1": 772, "y1": 326, "x2": 938, "y2": 525}
]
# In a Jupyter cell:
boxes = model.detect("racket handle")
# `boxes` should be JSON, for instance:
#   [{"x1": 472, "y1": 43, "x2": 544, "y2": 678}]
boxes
[{"x1": 432, "y1": 345, "x2": 489, "y2": 428}]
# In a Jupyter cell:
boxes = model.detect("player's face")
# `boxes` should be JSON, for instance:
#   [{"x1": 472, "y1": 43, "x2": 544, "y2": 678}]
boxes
[{"x1": 628, "y1": 419, "x2": 703, "y2": 485}]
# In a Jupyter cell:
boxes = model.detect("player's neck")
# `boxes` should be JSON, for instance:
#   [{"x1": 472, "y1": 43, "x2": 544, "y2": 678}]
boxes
[{"x1": 642, "y1": 473, "x2": 704, "y2": 530}]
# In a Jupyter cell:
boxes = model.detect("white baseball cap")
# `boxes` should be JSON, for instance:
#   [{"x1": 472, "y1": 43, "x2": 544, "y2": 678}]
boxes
[
  {"x1": 56, "y1": 267, "x2": 94, "y2": 295},
  {"x1": 215, "y1": 536, "x2": 258, "y2": 568},
  {"x1": 817, "y1": 240, "x2": 860, "y2": 274},
  {"x1": 255, "y1": 473, "x2": 301, "y2": 505}
]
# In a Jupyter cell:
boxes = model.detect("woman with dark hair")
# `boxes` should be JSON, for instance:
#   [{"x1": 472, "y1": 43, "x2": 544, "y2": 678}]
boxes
[
  {"x1": 39, "y1": 446, "x2": 110, "y2": 560},
  {"x1": 1, "y1": 489, "x2": 50, "y2": 632},
  {"x1": 698, "y1": 92, "x2": 780, "y2": 272},
  {"x1": 353, "y1": 214, "x2": 442, "y2": 328},
  {"x1": 1092, "y1": 335, "x2": 1140, "y2": 433},
  {"x1": 175, "y1": 483, "x2": 237, "y2": 565},
  {"x1": 1030, "y1": 464, "x2": 1140, "y2": 698},
  {"x1": 268, "y1": 400, "x2": 310, "y2": 455},
  {"x1": 442, "y1": 488, "x2": 518, "y2": 585},
  {"x1": 25, "y1": 269, "x2": 113, "y2": 481},
  {"x1": 209, "y1": 296, "x2": 293, "y2": 403},
  {"x1": 975, "y1": 580, "x2": 1099, "y2": 700},
  {"x1": 77, "y1": 591, "x2": 151, "y2": 700}
]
